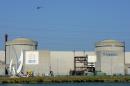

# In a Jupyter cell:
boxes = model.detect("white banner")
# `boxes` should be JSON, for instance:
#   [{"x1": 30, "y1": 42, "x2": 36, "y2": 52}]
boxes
[
  {"x1": 88, "y1": 56, "x2": 96, "y2": 62},
  {"x1": 25, "y1": 51, "x2": 39, "y2": 64}
]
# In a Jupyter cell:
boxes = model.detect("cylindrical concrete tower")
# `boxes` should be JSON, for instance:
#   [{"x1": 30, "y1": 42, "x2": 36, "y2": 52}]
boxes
[
  {"x1": 95, "y1": 39, "x2": 125, "y2": 75},
  {"x1": 5, "y1": 38, "x2": 38, "y2": 75}
]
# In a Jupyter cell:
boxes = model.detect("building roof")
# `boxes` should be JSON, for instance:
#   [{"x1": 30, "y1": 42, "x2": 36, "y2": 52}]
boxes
[
  {"x1": 6, "y1": 38, "x2": 38, "y2": 46},
  {"x1": 96, "y1": 39, "x2": 124, "y2": 47}
]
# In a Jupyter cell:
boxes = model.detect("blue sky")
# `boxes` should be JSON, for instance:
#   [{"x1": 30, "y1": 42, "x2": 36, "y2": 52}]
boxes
[{"x1": 0, "y1": 0, "x2": 130, "y2": 51}]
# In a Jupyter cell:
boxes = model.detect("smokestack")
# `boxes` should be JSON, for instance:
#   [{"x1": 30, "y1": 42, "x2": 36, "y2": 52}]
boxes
[
  {"x1": 5, "y1": 34, "x2": 8, "y2": 75},
  {"x1": 5, "y1": 34, "x2": 8, "y2": 42}
]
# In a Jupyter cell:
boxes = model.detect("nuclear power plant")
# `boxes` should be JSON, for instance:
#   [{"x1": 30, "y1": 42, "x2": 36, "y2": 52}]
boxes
[{"x1": 0, "y1": 35, "x2": 130, "y2": 76}]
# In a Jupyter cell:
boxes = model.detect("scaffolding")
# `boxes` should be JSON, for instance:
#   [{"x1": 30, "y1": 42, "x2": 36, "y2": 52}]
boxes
[
  {"x1": 72, "y1": 56, "x2": 88, "y2": 75},
  {"x1": 69, "y1": 55, "x2": 95, "y2": 75},
  {"x1": 74, "y1": 56, "x2": 88, "y2": 71}
]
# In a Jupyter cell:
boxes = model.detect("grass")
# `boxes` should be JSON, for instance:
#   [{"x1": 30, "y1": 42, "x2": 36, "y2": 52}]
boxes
[{"x1": 0, "y1": 76, "x2": 130, "y2": 83}]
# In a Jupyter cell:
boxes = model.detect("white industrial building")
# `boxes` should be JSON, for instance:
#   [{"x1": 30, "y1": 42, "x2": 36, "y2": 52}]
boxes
[
  {"x1": 50, "y1": 51, "x2": 96, "y2": 75},
  {"x1": 23, "y1": 50, "x2": 96, "y2": 76},
  {"x1": 0, "y1": 38, "x2": 130, "y2": 76},
  {"x1": 95, "y1": 40, "x2": 125, "y2": 75}
]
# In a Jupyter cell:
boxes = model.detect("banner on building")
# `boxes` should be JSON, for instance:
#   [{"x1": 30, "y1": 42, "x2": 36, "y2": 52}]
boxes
[{"x1": 25, "y1": 51, "x2": 39, "y2": 64}]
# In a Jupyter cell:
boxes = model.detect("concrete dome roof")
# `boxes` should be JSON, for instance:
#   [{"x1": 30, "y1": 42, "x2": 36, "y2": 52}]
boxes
[
  {"x1": 6, "y1": 38, "x2": 38, "y2": 46},
  {"x1": 96, "y1": 39, "x2": 124, "y2": 47}
]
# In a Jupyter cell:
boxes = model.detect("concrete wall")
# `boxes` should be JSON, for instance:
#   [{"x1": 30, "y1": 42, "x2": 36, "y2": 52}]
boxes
[
  {"x1": 0, "y1": 51, "x2": 5, "y2": 75},
  {"x1": 96, "y1": 47, "x2": 125, "y2": 75},
  {"x1": 24, "y1": 50, "x2": 50, "y2": 76},
  {"x1": 125, "y1": 52, "x2": 130, "y2": 64},
  {"x1": 23, "y1": 51, "x2": 96, "y2": 76},
  {"x1": 4, "y1": 49, "x2": 130, "y2": 76},
  {"x1": 125, "y1": 52, "x2": 130, "y2": 75},
  {"x1": 50, "y1": 51, "x2": 74, "y2": 75},
  {"x1": 50, "y1": 51, "x2": 96, "y2": 75},
  {"x1": 3, "y1": 49, "x2": 96, "y2": 76}
]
